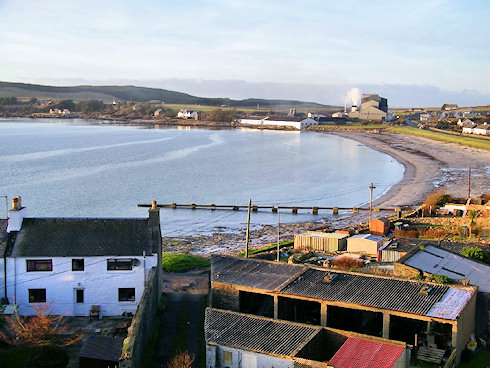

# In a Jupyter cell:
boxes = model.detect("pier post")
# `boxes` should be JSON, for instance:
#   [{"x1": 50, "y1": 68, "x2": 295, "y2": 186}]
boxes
[
  {"x1": 252, "y1": 206, "x2": 258, "y2": 212},
  {"x1": 191, "y1": 203, "x2": 196, "y2": 209},
  {"x1": 211, "y1": 204, "x2": 216, "y2": 210},
  {"x1": 353, "y1": 207, "x2": 359, "y2": 213},
  {"x1": 374, "y1": 207, "x2": 380, "y2": 212},
  {"x1": 292, "y1": 207, "x2": 298, "y2": 214},
  {"x1": 272, "y1": 206, "x2": 278, "y2": 213},
  {"x1": 333, "y1": 207, "x2": 339, "y2": 215},
  {"x1": 312, "y1": 207, "x2": 318, "y2": 215},
  {"x1": 233, "y1": 206, "x2": 239, "y2": 211}
]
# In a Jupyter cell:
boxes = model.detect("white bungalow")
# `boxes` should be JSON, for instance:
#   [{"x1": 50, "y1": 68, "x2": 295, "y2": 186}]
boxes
[
  {"x1": 177, "y1": 109, "x2": 198, "y2": 119},
  {"x1": 473, "y1": 123, "x2": 490, "y2": 136},
  {"x1": 239, "y1": 116, "x2": 318, "y2": 130}
]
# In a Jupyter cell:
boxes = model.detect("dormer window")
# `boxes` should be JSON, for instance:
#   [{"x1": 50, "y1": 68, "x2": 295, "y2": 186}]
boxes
[
  {"x1": 107, "y1": 259, "x2": 132, "y2": 271},
  {"x1": 27, "y1": 260, "x2": 52, "y2": 272}
]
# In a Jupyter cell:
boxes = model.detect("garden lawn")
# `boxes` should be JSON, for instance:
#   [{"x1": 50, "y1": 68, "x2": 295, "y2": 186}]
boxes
[{"x1": 162, "y1": 253, "x2": 210, "y2": 272}]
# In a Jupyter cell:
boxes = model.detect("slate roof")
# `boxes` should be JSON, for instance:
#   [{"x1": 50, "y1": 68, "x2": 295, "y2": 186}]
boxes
[
  {"x1": 79, "y1": 335, "x2": 123, "y2": 361},
  {"x1": 10, "y1": 218, "x2": 155, "y2": 257},
  {"x1": 205, "y1": 308, "x2": 319, "y2": 357},
  {"x1": 328, "y1": 337, "x2": 405, "y2": 368},
  {"x1": 281, "y1": 268, "x2": 449, "y2": 316},
  {"x1": 211, "y1": 255, "x2": 306, "y2": 290}
]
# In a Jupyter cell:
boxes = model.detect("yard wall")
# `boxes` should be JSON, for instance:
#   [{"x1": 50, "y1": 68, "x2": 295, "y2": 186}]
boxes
[{"x1": 119, "y1": 267, "x2": 160, "y2": 368}]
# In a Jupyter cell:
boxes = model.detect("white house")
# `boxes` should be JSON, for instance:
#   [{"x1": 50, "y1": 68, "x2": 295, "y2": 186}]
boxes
[
  {"x1": 473, "y1": 122, "x2": 490, "y2": 136},
  {"x1": 1, "y1": 197, "x2": 161, "y2": 317},
  {"x1": 239, "y1": 116, "x2": 318, "y2": 130},
  {"x1": 462, "y1": 121, "x2": 477, "y2": 134},
  {"x1": 177, "y1": 109, "x2": 198, "y2": 119}
]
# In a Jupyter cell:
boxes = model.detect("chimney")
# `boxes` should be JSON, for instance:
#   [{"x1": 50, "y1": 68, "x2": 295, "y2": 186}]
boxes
[
  {"x1": 7, "y1": 196, "x2": 26, "y2": 233},
  {"x1": 148, "y1": 200, "x2": 160, "y2": 229}
]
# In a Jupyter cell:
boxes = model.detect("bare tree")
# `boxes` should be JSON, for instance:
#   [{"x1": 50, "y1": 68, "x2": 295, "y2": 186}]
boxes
[{"x1": 166, "y1": 351, "x2": 195, "y2": 368}]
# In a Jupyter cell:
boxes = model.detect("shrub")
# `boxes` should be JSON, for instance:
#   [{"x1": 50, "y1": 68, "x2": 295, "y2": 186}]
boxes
[
  {"x1": 461, "y1": 246, "x2": 490, "y2": 263},
  {"x1": 431, "y1": 274, "x2": 451, "y2": 284},
  {"x1": 331, "y1": 257, "x2": 364, "y2": 270},
  {"x1": 26, "y1": 345, "x2": 69, "y2": 368},
  {"x1": 166, "y1": 351, "x2": 195, "y2": 368}
]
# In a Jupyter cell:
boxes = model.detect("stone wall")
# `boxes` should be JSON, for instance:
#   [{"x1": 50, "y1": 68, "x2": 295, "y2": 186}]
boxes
[
  {"x1": 210, "y1": 282, "x2": 240, "y2": 311},
  {"x1": 393, "y1": 262, "x2": 421, "y2": 279},
  {"x1": 120, "y1": 267, "x2": 160, "y2": 368}
]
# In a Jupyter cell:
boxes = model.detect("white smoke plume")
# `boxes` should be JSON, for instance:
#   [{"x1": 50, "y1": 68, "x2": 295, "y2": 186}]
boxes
[{"x1": 345, "y1": 88, "x2": 361, "y2": 106}]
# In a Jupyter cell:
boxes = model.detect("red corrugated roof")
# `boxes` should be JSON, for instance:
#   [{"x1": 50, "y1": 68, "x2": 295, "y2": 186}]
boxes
[{"x1": 328, "y1": 337, "x2": 405, "y2": 368}]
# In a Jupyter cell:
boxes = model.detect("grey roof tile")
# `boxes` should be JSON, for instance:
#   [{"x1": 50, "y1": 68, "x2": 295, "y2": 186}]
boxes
[{"x1": 11, "y1": 218, "x2": 154, "y2": 257}]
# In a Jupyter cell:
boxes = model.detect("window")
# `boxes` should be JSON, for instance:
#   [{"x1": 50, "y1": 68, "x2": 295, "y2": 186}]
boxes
[
  {"x1": 222, "y1": 351, "x2": 233, "y2": 365},
  {"x1": 107, "y1": 259, "x2": 132, "y2": 271},
  {"x1": 76, "y1": 289, "x2": 84, "y2": 303},
  {"x1": 72, "y1": 259, "x2": 84, "y2": 271},
  {"x1": 26, "y1": 260, "x2": 52, "y2": 272},
  {"x1": 118, "y1": 288, "x2": 135, "y2": 302},
  {"x1": 29, "y1": 289, "x2": 46, "y2": 303}
]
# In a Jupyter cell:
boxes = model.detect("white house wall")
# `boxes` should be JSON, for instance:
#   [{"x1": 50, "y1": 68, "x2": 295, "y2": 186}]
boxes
[
  {"x1": 5, "y1": 255, "x2": 157, "y2": 316},
  {"x1": 208, "y1": 345, "x2": 293, "y2": 368}
]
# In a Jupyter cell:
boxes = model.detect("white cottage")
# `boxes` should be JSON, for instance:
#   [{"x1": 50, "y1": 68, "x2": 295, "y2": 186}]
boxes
[{"x1": 1, "y1": 197, "x2": 161, "y2": 316}]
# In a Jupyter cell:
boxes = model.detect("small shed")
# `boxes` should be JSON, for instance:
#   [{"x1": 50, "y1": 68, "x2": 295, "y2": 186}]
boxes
[
  {"x1": 377, "y1": 240, "x2": 415, "y2": 263},
  {"x1": 294, "y1": 231, "x2": 348, "y2": 252},
  {"x1": 369, "y1": 217, "x2": 390, "y2": 236},
  {"x1": 347, "y1": 234, "x2": 384, "y2": 256},
  {"x1": 79, "y1": 335, "x2": 123, "y2": 368}
]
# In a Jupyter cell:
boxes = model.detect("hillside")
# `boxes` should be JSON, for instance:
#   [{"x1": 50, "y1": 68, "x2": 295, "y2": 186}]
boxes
[{"x1": 0, "y1": 81, "x2": 331, "y2": 108}]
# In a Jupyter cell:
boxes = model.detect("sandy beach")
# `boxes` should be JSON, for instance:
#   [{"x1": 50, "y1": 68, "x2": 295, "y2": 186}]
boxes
[{"x1": 163, "y1": 130, "x2": 490, "y2": 255}]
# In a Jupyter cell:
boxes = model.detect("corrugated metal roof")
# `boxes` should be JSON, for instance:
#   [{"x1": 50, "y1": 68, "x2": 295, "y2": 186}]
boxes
[
  {"x1": 305, "y1": 232, "x2": 349, "y2": 239},
  {"x1": 328, "y1": 337, "x2": 405, "y2": 368},
  {"x1": 281, "y1": 268, "x2": 449, "y2": 316},
  {"x1": 205, "y1": 308, "x2": 319, "y2": 356},
  {"x1": 349, "y1": 234, "x2": 383, "y2": 242},
  {"x1": 211, "y1": 255, "x2": 306, "y2": 290}
]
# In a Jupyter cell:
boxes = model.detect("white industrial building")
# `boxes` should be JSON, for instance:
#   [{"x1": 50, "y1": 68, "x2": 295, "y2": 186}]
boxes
[
  {"x1": 0, "y1": 197, "x2": 161, "y2": 316},
  {"x1": 240, "y1": 116, "x2": 318, "y2": 130}
]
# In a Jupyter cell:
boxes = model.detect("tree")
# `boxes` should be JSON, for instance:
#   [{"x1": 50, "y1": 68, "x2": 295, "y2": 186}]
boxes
[
  {"x1": 59, "y1": 99, "x2": 75, "y2": 111},
  {"x1": 77, "y1": 99, "x2": 105, "y2": 113},
  {"x1": 166, "y1": 351, "x2": 195, "y2": 368},
  {"x1": 0, "y1": 305, "x2": 82, "y2": 347}
]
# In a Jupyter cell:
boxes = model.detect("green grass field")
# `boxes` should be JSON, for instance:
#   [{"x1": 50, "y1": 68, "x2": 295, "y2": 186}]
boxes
[
  {"x1": 236, "y1": 239, "x2": 294, "y2": 258},
  {"x1": 161, "y1": 253, "x2": 210, "y2": 272},
  {"x1": 388, "y1": 126, "x2": 490, "y2": 150}
]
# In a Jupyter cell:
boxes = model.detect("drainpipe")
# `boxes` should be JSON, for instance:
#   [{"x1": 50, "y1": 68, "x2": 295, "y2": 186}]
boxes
[
  {"x1": 143, "y1": 251, "x2": 146, "y2": 285},
  {"x1": 13, "y1": 258, "x2": 17, "y2": 305}
]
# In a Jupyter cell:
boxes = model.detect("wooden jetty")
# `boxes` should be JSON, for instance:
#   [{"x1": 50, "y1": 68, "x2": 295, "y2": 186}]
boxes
[{"x1": 138, "y1": 202, "x2": 403, "y2": 215}]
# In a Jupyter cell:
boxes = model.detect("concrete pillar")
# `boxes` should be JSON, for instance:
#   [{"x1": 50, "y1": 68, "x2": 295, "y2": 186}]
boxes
[
  {"x1": 312, "y1": 207, "x2": 318, "y2": 215},
  {"x1": 191, "y1": 203, "x2": 196, "y2": 209},
  {"x1": 333, "y1": 207, "x2": 339, "y2": 215},
  {"x1": 321, "y1": 303, "x2": 328, "y2": 327},
  {"x1": 382, "y1": 312, "x2": 390, "y2": 339},
  {"x1": 353, "y1": 207, "x2": 359, "y2": 213},
  {"x1": 274, "y1": 295, "x2": 279, "y2": 319},
  {"x1": 272, "y1": 206, "x2": 278, "y2": 213},
  {"x1": 211, "y1": 204, "x2": 216, "y2": 210},
  {"x1": 292, "y1": 207, "x2": 298, "y2": 214}
]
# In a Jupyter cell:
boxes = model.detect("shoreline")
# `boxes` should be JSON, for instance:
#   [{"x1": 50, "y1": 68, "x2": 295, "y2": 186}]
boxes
[{"x1": 3, "y1": 117, "x2": 488, "y2": 254}]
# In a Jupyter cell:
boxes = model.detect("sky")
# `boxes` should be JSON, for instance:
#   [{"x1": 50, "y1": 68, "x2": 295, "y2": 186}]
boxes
[{"x1": 0, "y1": 0, "x2": 489, "y2": 106}]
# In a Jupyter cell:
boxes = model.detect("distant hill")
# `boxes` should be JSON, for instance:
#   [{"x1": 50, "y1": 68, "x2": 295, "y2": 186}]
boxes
[{"x1": 0, "y1": 81, "x2": 331, "y2": 108}]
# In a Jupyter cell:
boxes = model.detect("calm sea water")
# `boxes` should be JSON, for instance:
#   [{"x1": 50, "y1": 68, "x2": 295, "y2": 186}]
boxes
[{"x1": 0, "y1": 118, "x2": 403, "y2": 236}]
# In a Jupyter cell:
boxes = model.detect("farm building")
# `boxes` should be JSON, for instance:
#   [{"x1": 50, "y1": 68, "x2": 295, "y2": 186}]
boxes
[
  {"x1": 347, "y1": 234, "x2": 384, "y2": 256},
  {"x1": 370, "y1": 217, "x2": 391, "y2": 236},
  {"x1": 210, "y1": 256, "x2": 477, "y2": 364},
  {"x1": 205, "y1": 308, "x2": 409, "y2": 368},
  {"x1": 239, "y1": 116, "x2": 318, "y2": 130},
  {"x1": 294, "y1": 232, "x2": 348, "y2": 252}
]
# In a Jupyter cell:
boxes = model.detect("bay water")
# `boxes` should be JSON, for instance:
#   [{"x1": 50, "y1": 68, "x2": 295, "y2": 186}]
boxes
[{"x1": 0, "y1": 119, "x2": 403, "y2": 236}]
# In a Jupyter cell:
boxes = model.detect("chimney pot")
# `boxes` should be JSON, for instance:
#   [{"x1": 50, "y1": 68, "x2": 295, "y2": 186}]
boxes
[
  {"x1": 11, "y1": 196, "x2": 21, "y2": 211},
  {"x1": 151, "y1": 200, "x2": 157, "y2": 210}
]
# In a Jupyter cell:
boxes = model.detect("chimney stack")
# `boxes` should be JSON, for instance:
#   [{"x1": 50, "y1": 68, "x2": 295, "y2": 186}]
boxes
[{"x1": 7, "y1": 196, "x2": 26, "y2": 233}]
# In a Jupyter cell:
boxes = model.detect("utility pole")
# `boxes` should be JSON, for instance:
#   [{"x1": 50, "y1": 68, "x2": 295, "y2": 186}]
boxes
[
  {"x1": 245, "y1": 199, "x2": 252, "y2": 258},
  {"x1": 468, "y1": 167, "x2": 471, "y2": 199},
  {"x1": 276, "y1": 210, "x2": 280, "y2": 262},
  {"x1": 369, "y1": 182, "x2": 376, "y2": 223}
]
